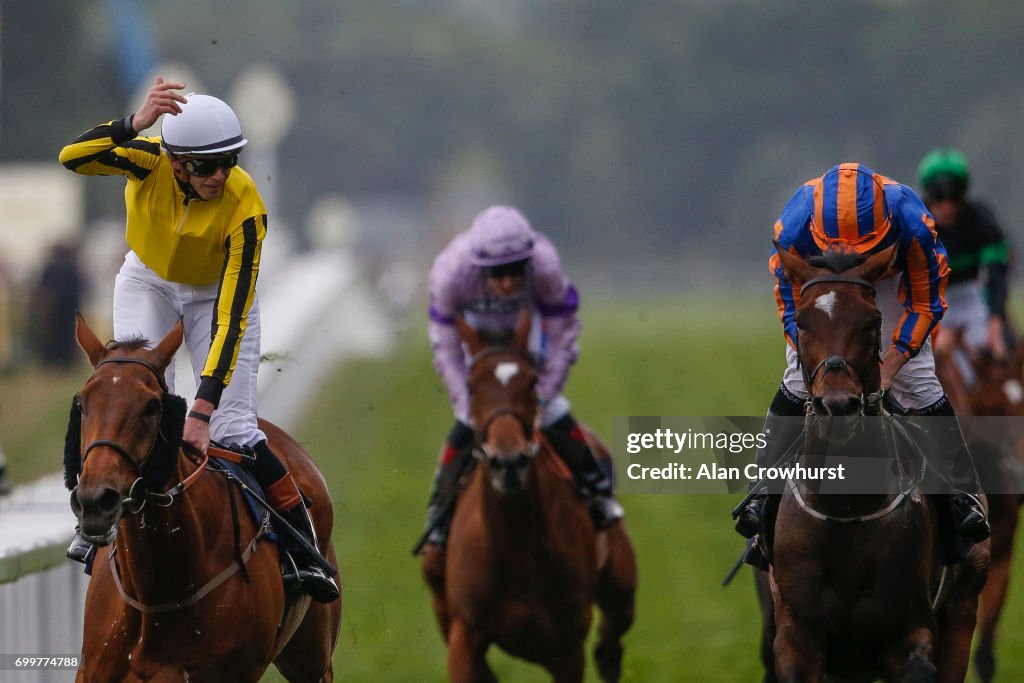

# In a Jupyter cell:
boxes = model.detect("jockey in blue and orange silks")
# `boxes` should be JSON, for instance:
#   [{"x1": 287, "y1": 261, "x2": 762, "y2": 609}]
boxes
[
  {"x1": 418, "y1": 205, "x2": 623, "y2": 551},
  {"x1": 734, "y1": 163, "x2": 990, "y2": 562}
]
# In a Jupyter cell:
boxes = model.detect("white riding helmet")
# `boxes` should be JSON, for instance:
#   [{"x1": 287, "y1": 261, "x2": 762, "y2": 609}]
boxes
[{"x1": 161, "y1": 94, "x2": 247, "y2": 155}]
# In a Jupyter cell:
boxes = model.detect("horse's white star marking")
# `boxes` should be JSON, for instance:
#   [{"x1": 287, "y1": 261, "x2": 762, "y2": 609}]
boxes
[
  {"x1": 495, "y1": 362, "x2": 519, "y2": 386},
  {"x1": 814, "y1": 291, "x2": 837, "y2": 320}
]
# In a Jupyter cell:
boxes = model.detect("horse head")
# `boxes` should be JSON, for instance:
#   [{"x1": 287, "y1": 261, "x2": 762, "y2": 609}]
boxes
[
  {"x1": 775, "y1": 243, "x2": 896, "y2": 423},
  {"x1": 967, "y1": 343, "x2": 1024, "y2": 417},
  {"x1": 457, "y1": 308, "x2": 539, "y2": 495},
  {"x1": 69, "y1": 314, "x2": 187, "y2": 545}
]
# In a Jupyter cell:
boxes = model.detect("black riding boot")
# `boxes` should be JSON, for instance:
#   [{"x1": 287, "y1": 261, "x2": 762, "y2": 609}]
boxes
[
  {"x1": 421, "y1": 421, "x2": 475, "y2": 548},
  {"x1": 276, "y1": 501, "x2": 341, "y2": 603},
  {"x1": 914, "y1": 398, "x2": 991, "y2": 543},
  {"x1": 251, "y1": 440, "x2": 340, "y2": 603},
  {"x1": 542, "y1": 414, "x2": 624, "y2": 529},
  {"x1": 734, "y1": 387, "x2": 806, "y2": 539}
]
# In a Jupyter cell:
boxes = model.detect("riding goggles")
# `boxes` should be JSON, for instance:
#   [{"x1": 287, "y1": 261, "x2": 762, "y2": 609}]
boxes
[
  {"x1": 178, "y1": 153, "x2": 239, "y2": 177},
  {"x1": 485, "y1": 259, "x2": 529, "y2": 278}
]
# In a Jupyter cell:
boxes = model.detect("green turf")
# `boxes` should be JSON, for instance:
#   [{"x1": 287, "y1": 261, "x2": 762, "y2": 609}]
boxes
[
  {"x1": 0, "y1": 365, "x2": 90, "y2": 484},
  {"x1": 276, "y1": 297, "x2": 1024, "y2": 682},
  {"x1": 4, "y1": 298, "x2": 1020, "y2": 681}
]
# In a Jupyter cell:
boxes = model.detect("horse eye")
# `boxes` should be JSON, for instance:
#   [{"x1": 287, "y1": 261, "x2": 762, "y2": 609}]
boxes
[{"x1": 144, "y1": 398, "x2": 161, "y2": 416}]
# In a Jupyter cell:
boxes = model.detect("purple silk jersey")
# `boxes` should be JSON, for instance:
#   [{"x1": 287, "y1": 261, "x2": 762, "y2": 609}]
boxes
[{"x1": 428, "y1": 226, "x2": 580, "y2": 421}]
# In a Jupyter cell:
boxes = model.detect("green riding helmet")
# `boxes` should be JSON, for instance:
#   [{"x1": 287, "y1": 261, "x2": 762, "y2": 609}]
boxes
[{"x1": 917, "y1": 148, "x2": 970, "y2": 200}]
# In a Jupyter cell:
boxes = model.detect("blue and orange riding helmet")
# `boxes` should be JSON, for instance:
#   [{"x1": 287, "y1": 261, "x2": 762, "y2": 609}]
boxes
[{"x1": 807, "y1": 163, "x2": 894, "y2": 254}]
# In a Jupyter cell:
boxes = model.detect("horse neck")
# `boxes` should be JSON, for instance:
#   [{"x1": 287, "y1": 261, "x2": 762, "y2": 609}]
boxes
[
  {"x1": 478, "y1": 451, "x2": 565, "y2": 551},
  {"x1": 114, "y1": 454, "x2": 225, "y2": 604}
]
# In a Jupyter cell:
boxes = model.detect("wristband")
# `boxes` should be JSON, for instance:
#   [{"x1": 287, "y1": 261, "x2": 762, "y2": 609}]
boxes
[{"x1": 188, "y1": 410, "x2": 211, "y2": 423}]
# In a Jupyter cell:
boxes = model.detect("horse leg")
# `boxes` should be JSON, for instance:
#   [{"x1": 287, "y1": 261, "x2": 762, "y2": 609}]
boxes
[
  {"x1": 754, "y1": 571, "x2": 778, "y2": 683},
  {"x1": 935, "y1": 551, "x2": 988, "y2": 683},
  {"x1": 593, "y1": 527, "x2": 637, "y2": 683},
  {"x1": 880, "y1": 626, "x2": 936, "y2": 683},
  {"x1": 772, "y1": 613, "x2": 824, "y2": 683},
  {"x1": 448, "y1": 618, "x2": 496, "y2": 683},
  {"x1": 421, "y1": 543, "x2": 451, "y2": 641},
  {"x1": 973, "y1": 495, "x2": 1018, "y2": 683},
  {"x1": 933, "y1": 595, "x2": 983, "y2": 683},
  {"x1": 548, "y1": 645, "x2": 585, "y2": 683},
  {"x1": 274, "y1": 601, "x2": 342, "y2": 682}
]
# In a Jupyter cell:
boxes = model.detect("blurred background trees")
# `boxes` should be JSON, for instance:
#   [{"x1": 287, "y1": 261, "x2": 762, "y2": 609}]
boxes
[{"x1": 3, "y1": 0, "x2": 1023, "y2": 281}]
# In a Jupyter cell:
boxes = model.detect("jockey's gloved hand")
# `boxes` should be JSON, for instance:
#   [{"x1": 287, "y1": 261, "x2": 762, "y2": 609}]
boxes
[{"x1": 880, "y1": 347, "x2": 909, "y2": 392}]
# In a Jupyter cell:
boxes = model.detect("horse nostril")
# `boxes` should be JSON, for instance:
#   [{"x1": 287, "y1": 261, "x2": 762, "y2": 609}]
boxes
[
  {"x1": 813, "y1": 397, "x2": 831, "y2": 416},
  {"x1": 97, "y1": 488, "x2": 122, "y2": 513},
  {"x1": 821, "y1": 395, "x2": 862, "y2": 417}
]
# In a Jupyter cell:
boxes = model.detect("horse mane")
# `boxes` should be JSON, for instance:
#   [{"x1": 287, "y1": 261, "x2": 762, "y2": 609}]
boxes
[
  {"x1": 806, "y1": 249, "x2": 868, "y2": 274},
  {"x1": 476, "y1": 325, "x2": 514, "y2": 346},
  {"x1": 106, "y1": 334, "x2": 150, "y2": 351}
]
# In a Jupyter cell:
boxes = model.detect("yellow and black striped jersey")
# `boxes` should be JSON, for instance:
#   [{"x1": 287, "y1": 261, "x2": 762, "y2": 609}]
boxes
[{"x1": 59, "y1": 116, "x2": 267, "y2": 405}]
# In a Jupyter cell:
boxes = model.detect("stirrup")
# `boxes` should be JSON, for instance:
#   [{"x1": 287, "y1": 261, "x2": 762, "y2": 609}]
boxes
[
  {"x1": 952, "y1": 493, "x2": 990, "y2": 543},
  {"x1": 740, "y1": 535, "x2": 769, "y2": 571},
  {"x1": 590, "y1": 494, "x2": 624, "y2": 530},
  {"x1": 66, "y1": 531, "x2": 95, "y2": 565},
  {"x1": 281, "y1": 551, "x2": 340, "y2": 603}
]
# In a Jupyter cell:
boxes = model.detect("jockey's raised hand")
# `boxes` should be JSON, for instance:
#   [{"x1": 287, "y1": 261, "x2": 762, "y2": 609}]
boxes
[{"x1": 132, "y1": 76, "x2": 187, "y2": 132}]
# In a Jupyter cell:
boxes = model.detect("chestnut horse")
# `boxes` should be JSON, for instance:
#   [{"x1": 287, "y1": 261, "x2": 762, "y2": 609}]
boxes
[
  {"x1": 70, "y1": 315, "x2": 341, "y2": 682},
  {"x1": 762, "y1": 245, "x2": 989, "y2": 682},
  {"x1": 421, "y1": 312, "x2": 636, "y2": 682},
  {"x1": 935, "y1": 338, "x2": 1024, "y2": 683}
]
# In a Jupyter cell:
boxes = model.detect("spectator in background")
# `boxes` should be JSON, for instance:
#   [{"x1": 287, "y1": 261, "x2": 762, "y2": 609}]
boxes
[
  {"x1": 31, "y1": 242, "x2": 84, "y2": 369},
  {"x1": 0, "y1": 440, "x2": 10, "y2": 495}
]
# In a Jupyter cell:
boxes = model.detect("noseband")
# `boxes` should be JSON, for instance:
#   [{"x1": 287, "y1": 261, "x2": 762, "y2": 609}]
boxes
[{"x1": 799, "y1": 275, "x2": 884, "y2": 414}]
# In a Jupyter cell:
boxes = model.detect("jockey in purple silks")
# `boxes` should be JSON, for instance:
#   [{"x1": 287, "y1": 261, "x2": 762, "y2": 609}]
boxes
[{"x1": 420, "y1": 205, "x2": 623, "y2": 548}]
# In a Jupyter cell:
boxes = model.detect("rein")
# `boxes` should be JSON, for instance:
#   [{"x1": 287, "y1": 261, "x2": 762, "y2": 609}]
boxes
[
  {"x1": 787, "y1": 414, "x2": 929, "y2": 524},
  {"x1": 107, "y1": 483, "x2": 271, "y2": 614}
]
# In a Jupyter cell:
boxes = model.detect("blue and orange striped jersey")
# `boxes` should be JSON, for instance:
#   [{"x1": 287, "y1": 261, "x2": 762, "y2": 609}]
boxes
[{"x1": 769, "y1": 163, "x2": 949, "y2": 358}]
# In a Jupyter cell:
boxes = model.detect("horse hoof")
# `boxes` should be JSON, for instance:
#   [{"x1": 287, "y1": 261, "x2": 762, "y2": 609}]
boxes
[
  {"x1": 594, "y1": 641, "x2": 623, "y2": 683},
  {"x1": 901, "y1": 655, "x2": 937, "y2": 683}
]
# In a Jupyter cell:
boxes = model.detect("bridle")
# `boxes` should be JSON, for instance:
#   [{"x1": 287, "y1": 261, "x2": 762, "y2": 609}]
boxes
[
  {"x1": 80, "y1": 357, "x2": 206, "y2": 513},
  {"x1": 798, "y1": 275, "x2": 884, "y2": 415},
  {"x1": 467, "y1": 346, "x2": 540, "y2": 461}
]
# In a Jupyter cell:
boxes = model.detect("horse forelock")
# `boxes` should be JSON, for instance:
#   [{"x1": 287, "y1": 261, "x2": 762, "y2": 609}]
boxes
[
  {"x1": 806, "y1": 248, "x2": 868, "y2": 275},
  {"x1": 106, "y1": 334, "x2": 151, "y2": 352}
]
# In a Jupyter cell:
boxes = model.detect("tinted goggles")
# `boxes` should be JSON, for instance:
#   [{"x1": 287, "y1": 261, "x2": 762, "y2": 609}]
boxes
[
  {"x1": 484, "y1": 259, "x2": 529, "y2": 278},
  {"x1": 925, "y1": 178, "x2": 966, "y2": 203},
  {"x1": 179, "y1": 153, "x2": 239, "y2": 177}
]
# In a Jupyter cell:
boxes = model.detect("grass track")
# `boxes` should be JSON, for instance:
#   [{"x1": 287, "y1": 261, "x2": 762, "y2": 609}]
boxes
[{"x1": 3, "y1": 298, "x2": 1020, "y2": 681}]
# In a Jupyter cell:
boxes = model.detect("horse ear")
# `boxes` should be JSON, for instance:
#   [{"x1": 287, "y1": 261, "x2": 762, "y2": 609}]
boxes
[
  {"x1": 75, "y1": 311, "x2": 106, "y2": 368},
  {"x1": 512, "y1": 307, "x2": 531, "y2": 351},
  {"x1": 773, "y1": 241, "x2": 816, "y2": 287},
  {"x1": 151, "y1": 319, "x2": 184, "y2": 369},
  {"x1": 455, "y1": 314, "x2": 485, "y2": 355},
  {"x1": 853, "y1": 244, "x2": 898, "y2": 283}
]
